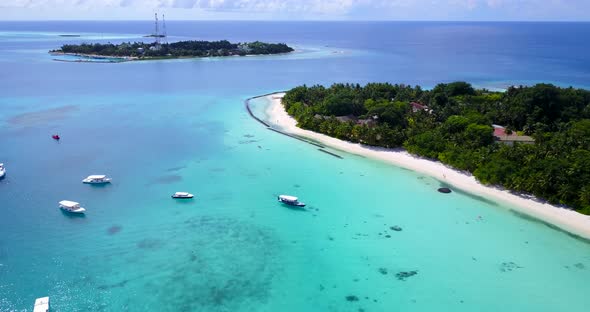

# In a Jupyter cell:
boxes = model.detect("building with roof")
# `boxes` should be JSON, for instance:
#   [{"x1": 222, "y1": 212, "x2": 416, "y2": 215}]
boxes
[
  {"x1": 410, "y1": 102, "x2": 432, "y2": 113},
  {"x1": 492, "y1": 125, "x2": 535, "y2": 146}
]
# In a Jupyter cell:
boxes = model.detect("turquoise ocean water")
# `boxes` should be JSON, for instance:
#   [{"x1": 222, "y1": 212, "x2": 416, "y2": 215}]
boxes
[{"x1": 1, "y1": 22, "x2": 590, "y2": 311}]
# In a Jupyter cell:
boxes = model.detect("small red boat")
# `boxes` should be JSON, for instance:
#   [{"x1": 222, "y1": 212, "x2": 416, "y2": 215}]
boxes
[{"x1": 52, "y1": 134, "x2": 60, "y2": 140}]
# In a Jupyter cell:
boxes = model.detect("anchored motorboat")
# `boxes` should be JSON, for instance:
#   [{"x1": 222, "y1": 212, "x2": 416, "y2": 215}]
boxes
[
  {"x1": 0, "y1": 163, "x2": 5, "y2": 179},
  {"x1": 52, "y1": 134, "x2": 60, "y2": 140},
  {"x1": 59, "y1": 200, "x2": 86, "y2": 214},
  {"x1": 172, "y1": 192, "x2": 194, "y2": 199},
  {"x1": 82, "y1": 175, "x2": 112, "y2": 184},
  {"x1": 278, "y1": 195, "x2": 306, "y2": 207},
  {"x1": 33, "y1": 297, "x2": 50, "y2": 312}
]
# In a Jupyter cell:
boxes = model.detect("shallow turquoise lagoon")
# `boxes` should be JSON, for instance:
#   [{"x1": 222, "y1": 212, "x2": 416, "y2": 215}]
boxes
[{"x1": 1, "y1": 22, "x2": 590, "y2": 311}]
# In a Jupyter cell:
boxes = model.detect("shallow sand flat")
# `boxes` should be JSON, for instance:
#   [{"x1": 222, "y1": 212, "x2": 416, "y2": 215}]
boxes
[{"x1": 263, "y1": 92, "x2": 590, "y2": 240}]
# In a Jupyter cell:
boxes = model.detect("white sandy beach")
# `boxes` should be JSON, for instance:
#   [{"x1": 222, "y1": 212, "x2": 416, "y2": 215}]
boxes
[{"x1": 263, "y1": 92, "x2": 590, "y2": 240}]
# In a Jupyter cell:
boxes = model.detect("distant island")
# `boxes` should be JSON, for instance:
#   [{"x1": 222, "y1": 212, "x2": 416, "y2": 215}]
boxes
[
  {"x1": 50, "y1": 40, "x2": 294, "y2": 60},
  {"x1": 281, "y1": 82, "x2": 590, "y2": 214}
]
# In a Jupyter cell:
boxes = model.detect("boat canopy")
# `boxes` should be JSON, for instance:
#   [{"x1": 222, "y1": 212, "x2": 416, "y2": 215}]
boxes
[
  {"x1": 87, "y1": 175, "x2": 106, "y2": 179},
  {"x1": 175, "y1": 192, "x2": 190, "y2": 196},
  {"x1": 279, "y1": 195, "x2": 298, "y2": 202},
  {"x1": 59, "y1": 200, "x2": 80, "y2": 208}
]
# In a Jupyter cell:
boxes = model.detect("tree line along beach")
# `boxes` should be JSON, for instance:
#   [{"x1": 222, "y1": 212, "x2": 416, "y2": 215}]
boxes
[
  {"x1": 49, "y1": 40, "x2": 294, "y2": 61},
  {"x1": 257, "y1": 82, "x2": 590, "y2": 239}
]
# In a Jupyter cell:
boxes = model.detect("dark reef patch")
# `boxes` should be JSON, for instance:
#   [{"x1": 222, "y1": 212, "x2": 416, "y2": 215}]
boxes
[
  {"x1": 346, "y1": 295, "x2": 359, "y2": 302},
  {"x1": 149, "y1": 174, "x2": 182, "y2": 185},
  {"x1": 438, "y1": 187, "x2": 452, "y2": 194},
  {"x1": 166, "y1": 166, "x2": 186, "y2": 172},
  {"x1": 141, "y1": 216, "x2": 281, "y2": 311},
  {"x1": 396, "y1": 270, "x2": 418, "y2": 281},
  {"x1": 97, "y1": 279, "x2": 129, "y2": 290},
  {"x1": 7, "y1": 104, "x2": 79, "y2": 127},
  {"x1": 107, "y1": 225, "x2": 122, "y2": 235},
  {"x1": 136, "y1": 238, "x2": 165, "y2": 250},
  {"x1": 499, "y1": 262, "x2": 523, "y2": 272}
]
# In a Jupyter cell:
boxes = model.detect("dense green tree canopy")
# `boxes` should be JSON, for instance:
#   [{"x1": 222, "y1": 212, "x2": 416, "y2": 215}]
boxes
[
  {"x1": 52, "y1": 40, "x2": 293, "y2": 58},
  {"x1": 283, "y1": 82, "x2": 590, "y2": 214}
]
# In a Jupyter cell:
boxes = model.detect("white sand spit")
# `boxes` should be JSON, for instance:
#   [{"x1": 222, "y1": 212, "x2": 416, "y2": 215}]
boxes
[{"x1": 263, "y1": 92, "x2": 590, "y2": 240}]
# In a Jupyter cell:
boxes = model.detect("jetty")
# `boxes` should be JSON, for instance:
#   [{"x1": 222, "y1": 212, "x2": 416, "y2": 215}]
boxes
[
  {"x1": 33, "y1": 297, "x2": 49, "y2": 312},
  {"x1": 53, "y1": 58, "x2": 129, "y2": 63},
  {"x1": 245, "y1": 93, "x2": 344, "y2": 159}
]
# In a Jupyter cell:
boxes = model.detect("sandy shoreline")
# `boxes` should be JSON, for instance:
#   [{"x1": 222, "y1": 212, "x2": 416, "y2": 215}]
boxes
[
  {"x1": 50, "y1": 52, "x2": 137, "y2": 60},
  {"x1": 50, "y1": 50, "x2": 296, "y2": 63},
  {"x1": 260, "y1": 92, "x2": 590, "y2": 240}
]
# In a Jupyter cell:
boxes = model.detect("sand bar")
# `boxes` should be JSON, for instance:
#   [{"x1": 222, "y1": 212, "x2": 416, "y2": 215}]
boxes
[{"x1": 261, "y1": 92, "x2": 590, "y2": 240}]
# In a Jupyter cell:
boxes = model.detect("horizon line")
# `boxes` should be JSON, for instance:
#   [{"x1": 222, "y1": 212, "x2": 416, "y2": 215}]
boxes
[{"x1": 1, "y1": 19, "x2": 590, "y2": 23}]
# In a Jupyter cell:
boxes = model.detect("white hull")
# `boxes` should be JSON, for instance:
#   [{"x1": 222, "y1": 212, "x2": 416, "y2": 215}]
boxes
[
  {"x1": 82, "y1": 179, "x2": 111, "y2": 184},
  {"x1": 172, "y1": 195, "x2": 194, "y2": 199},
  {"x1": 33, "y1": 296, "x2": 50, "y2": 312},
  {"x1": 82, "y1": 175, "x2": 111, "y2": 184},
  {"x1": 59, "y1": 200, "x2": 85, "y2": 214},
  {"x1": 172, "y1": 192, "x2": 194, "y2": 199},
  {"x1": 60, "y1": 206, "x2": 86, "y2": 213},
  {"x1": 278, "y1": 198, "x2": 306, "y2": 207},
  {"x1": 278, "y1": 195, "x2": 306, "y2": 207}
]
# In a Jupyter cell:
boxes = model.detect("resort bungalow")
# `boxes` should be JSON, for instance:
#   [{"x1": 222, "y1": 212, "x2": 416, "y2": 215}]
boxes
[
  {"x1": 335, "y1": 115, "x2": 356, "y2": 123},
  {"x1": 332, "y1": 115, "x2": 379, "y2": 127},
  {"x1": 410, "y1": 102, "x2": 432, "y2": 113},
  {"x1": 357, "y1": 115, "x2": 379, "y2": 127},
  {"x1": 493, "y1": 125, "x2": 535, "y2": 146},
  {"x1": 238, "y1": 43, "x2": 252, "y2": 53}
]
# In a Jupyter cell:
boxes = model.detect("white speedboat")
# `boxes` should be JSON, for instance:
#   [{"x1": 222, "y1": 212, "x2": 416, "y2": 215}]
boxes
[
  {"x1": 278, "y1": 195, "x2": 306, "y2": 207},
  {"x1": 33, "y1": 296, "x2": 50, "y2": 312},
  {"x1": 82, "y1": 175, "x2": 112, "y2": 184},
  {"x1": 0, "y1": 163, "x2": 5, "y2": 179},
  {"x1": 59, "y1": 200, "x2": 86, "y2": 214},
  {"x1": 172, "y1": 192, "x2": 194, "y2": 199}
]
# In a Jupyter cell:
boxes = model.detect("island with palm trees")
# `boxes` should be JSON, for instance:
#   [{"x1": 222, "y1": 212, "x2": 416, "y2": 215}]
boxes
[{"x1": 50, "y1": 40, "x2": 294, "y2": 61}]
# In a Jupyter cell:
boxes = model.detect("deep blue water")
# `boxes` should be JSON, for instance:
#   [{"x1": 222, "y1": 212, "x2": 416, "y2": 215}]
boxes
[
  {"x1": 1, "y1": 21, "x2": 590, "y2": 311},
  {"x1": 1, "y1": 21, "x2": 590, "y2": 95}
]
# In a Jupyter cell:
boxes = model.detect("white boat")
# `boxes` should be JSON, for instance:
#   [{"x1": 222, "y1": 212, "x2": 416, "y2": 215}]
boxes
[
  {"x1": 59, "y1": 200, "x2": 86, "y2": 214},
  {"x1": 278, "y1": 195, "x2": 306, "y2": 207},
  {"x1": 172, "y1": 192, "x2": 194, "y2": 199},
  {"x1": 82, "y1": 175, "x2": 112, "y2": 184},
  {"x1": 0, "y1": 163, "x2": 5, "y2": 179},
  {"x1": 33, "y1": 297, "x2": 50, "y2": 312}
]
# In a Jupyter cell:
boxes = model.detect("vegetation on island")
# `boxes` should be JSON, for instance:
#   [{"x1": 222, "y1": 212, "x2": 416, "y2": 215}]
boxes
[
  {"x1": 283, "y1": 82, "x2": 590, "y2": 214},
  {"x1": 51, "y1": 40, "x2": 294, "y2": 58}
]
